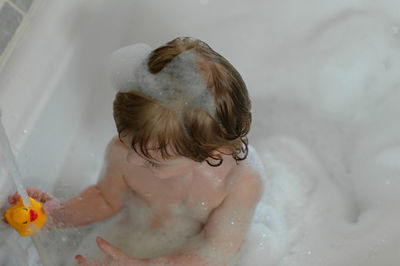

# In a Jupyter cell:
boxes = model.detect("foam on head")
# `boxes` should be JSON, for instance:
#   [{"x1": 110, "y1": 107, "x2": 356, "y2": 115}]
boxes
[
  {"x1": 109, "y1": 43, "x2": 152, "y2": 93},
  {"x1": 109, "y1": 43, "x2": 216, "y2": 118}
]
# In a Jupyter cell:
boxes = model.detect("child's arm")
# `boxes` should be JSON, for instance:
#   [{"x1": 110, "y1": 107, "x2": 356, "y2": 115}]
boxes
[
  {"x1": 9, "y1": 137, "x2": 130, "y2": 228},
  {"x1": 202, "y1": 173, "x2": 262, "y2": 261},
  {"x1": 55, "y1": 137, "x2": 130, "y2": 227}
]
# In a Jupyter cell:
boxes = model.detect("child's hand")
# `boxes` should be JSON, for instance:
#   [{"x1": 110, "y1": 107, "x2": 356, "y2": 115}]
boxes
[
  {"x1": 8, "y1": 188, "x2": 63, "y2": 227},
  {"x1": 75, "y1": 237, "x2": 143, "y2": 266}
]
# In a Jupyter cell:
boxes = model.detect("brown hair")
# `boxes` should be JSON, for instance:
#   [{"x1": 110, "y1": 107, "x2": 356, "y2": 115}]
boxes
[{"x1": 113, "y1": 37, "x2": 251, "y2": 166}]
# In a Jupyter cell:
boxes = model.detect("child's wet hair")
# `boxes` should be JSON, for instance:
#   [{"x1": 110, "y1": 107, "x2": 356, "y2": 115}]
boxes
[{"x1": 113, "y1": 37, "x2": 251, "y2": 166}]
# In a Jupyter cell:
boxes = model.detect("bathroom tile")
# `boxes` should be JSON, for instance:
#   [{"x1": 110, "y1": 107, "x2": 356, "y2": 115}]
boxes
[
  {"x1": 0, "y1": 2, "x2": 23, "y2": 55},
  {"x1": 10, "y1": 0, "x2": 34, "y2": 12}
]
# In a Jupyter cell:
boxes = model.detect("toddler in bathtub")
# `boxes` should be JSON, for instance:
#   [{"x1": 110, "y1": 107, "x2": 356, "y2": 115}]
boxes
[{"x1": 9, "y1": 37, "x2": 261, "y2": 266}]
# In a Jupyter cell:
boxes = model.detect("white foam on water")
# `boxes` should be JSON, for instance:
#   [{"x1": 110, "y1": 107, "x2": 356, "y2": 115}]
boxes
[{"x1": 5, "y1": 0, "x2": 400, "y2": 265}]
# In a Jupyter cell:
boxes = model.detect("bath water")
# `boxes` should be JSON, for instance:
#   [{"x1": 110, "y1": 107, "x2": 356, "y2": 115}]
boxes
[
  {"x1": 0, "y1": 119, "x2": 30, "y2": 206},
  {"x1": 0, "y1": 118, "x2": 52, "y2": 266}
]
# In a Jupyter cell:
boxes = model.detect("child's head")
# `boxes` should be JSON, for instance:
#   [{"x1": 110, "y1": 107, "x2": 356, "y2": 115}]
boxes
[{"x1": 112, "y1": 37, "x2": 251, "y2": 166}]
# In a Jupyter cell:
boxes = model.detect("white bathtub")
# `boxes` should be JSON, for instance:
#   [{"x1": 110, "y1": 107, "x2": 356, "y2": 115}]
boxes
[{"x1": 2, "y1": 0, "x2": 400, "y2": 265}]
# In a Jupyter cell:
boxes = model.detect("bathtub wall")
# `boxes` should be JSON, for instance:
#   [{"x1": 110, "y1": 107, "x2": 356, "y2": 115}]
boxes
[
  {"x1": 0, "y1": 0, "x2": 38, "y2": 211},
  {"x1": 0, "y1": 0, "x2": 38, "y2": 69},
  {"x1": 0, "y1": 0, "x2": 37, "y2": 247}
]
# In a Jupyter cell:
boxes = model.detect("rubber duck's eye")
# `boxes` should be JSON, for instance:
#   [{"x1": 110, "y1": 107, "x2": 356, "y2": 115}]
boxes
[
  {"x1": 23, "y1": 208, "x2": 28, "y2": 211},
  {"x1": 23, "y1": 221, "x2": 28, "y2": 224}
]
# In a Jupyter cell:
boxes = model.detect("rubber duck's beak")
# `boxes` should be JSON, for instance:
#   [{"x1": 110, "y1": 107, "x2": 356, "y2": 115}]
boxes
[{"x1": 29, "y1": 209, "x2": 38, "y2": 222}]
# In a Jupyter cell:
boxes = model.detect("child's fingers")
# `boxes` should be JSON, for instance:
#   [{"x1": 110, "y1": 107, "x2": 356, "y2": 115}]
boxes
[
  {"x1": 8, "y1": 194, "x2": 14, "y2": 204},
  {"x1": 96, "y1": 237, "x2": 128, "y2": 260},
  {"x1": 26, "y1": 188, "x2": 52, "y2": 202},
  {"x1": 8, "y1": 188, "x2": 53, "y2": 205},
  {"x1": 7, "y1": 195, "x2": 13, "y2": 204},
  {"x1": 75, "y1": 255, "x2": 87, "y2": 265},
  {"x1": 27, "y1": 188, "x2": 40, "y2": 199},
  {"x1": 75, "y1": 255, "x2": 99, "y2": 266},
  {"x1": 8, "y1": 193, "x2": 20, "y2": 204}
]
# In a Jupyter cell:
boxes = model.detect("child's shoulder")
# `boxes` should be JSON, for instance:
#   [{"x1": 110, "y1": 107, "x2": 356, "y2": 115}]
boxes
[
  {"x1": 222, "y1": 153, "x2": 263, "y2": 208},
  {"x1": 228, "y1": 145, "x2": 264, "y2": 195},
  {"x1": 104, "y1": 136, "x2": 129, "y2": 163},
  {"x1": 242, "y1": 145, "x2": 265, "y2": 179}
]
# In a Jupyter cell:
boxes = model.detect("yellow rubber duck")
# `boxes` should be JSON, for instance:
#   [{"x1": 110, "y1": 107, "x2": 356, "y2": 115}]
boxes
[{"x1": 4, "y1": 196, "x2": 46, "y2": 236}]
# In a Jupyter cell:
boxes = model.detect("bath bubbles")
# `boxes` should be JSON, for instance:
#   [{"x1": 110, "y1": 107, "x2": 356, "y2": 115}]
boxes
[
  {"x1": 138, "y1": 50, "x2": 216, "y2": 118},
  {"x1": 71, "y1": 194, "x2": 205, "y2": 262},
  {"x1": 200, "y1": 201, "x2": 208, "y2": 211},
  {"x1": 109, "y1": 44, "x2": 218, "y2": 128},
  {"x1": 108, "y1": 43, "x2": 152, "y2": 93}
]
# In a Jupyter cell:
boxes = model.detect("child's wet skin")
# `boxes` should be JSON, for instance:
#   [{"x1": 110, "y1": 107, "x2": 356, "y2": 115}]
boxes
[{"x1": 116, "y1": 136, "x2": 239, "y2": 228}]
